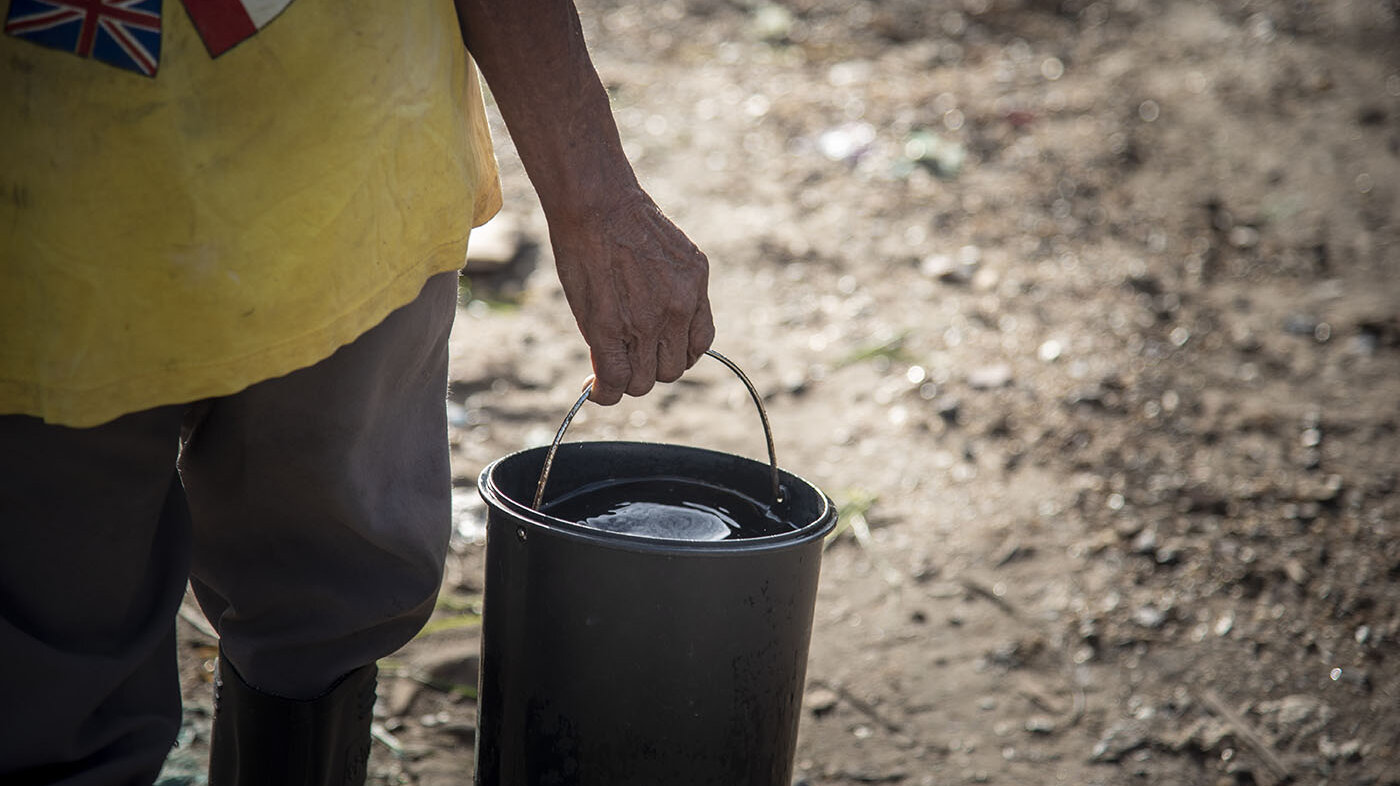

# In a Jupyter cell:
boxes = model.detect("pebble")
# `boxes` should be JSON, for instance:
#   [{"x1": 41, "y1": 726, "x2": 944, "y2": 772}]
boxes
[
  {"x1": 1257, "y1": 694, "x2": 1331, "y2": 735},
  {"x1": 920, "y1": 253, "x2": 978, "y2": 285},
  {"x1": 1089, "y1": 720, "x2": 1152, "y2": 763},
  {"x1": 1131, "y1": 527, "x2": 1157, "y2": 555},
  {"x1": 904, "y1": 129, "x2": 966, "y2": 179},
  {"x1": 465, "y1": 213, "x2": 523, "y2": 272},
  {"x1": 805, "y1": 687, "x2": 839, "y2": 715},
  {"x1": 933, "y1": 395, "x2": 962, "y2": 423},
  {"x1": 419, "y1": 710, "x2": 450, "y2": 728},
  {"x1": 968, "y1": 364, "x2": 1013, "y2": 389},
  {"x1": 751, "y1": 3, "x2": 794, "y2": 41},
  {"x1": 1133, "y1": 605, "x2": 1167, "y2": 629},
  {"x1": 1318, "y1": 736, "x2": 1363, "y2": 762},
  {"x1": 818, "y1": 121, "x2": 876, "y2": 163},
  {"x1": 972, "y1": 267, "x2": 1001, "y2": 291},
  {"x1": 1282, "y1": 559, "x2": 1309, "y2": 585},
  {"x1": 1065, "y1": 386, "x2": 1109, "y2": 409},
  {"x1": 1228, "y1": 225, "x2": 1260, "y2": 248},
  {"x1": 1154, "y1": 540, "x2": 1183, "y2": 564}
]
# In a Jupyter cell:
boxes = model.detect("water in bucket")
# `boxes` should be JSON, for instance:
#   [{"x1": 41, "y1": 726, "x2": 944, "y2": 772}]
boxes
[{"x1": 542, "y1": 476, "x2": 794, "y2": 541}]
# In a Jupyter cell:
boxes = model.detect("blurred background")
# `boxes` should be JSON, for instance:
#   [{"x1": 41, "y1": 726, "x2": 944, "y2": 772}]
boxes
[{"x1": 166, "y1": 1, "x2": 1399, "y2": 783}]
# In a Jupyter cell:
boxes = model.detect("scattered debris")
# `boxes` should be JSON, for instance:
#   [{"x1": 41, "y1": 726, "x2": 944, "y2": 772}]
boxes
[{"x1": 1197, "y1": 690, "x2": 1292, "y2": 785}]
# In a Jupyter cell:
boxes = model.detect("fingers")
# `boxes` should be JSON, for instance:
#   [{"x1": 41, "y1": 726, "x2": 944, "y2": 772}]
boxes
[
  {"x1": 655, "y1": 334, "x2": 688, "y2": 383},
  {"x1": 625, "y1": 336, "x2": 658, "y2": 398},
  {"x1": 594, "y1": 290, "x2": 713, "y2": 402},
  {"x1": 588, "y1": 344, "x2": 630, "y2": 406}
]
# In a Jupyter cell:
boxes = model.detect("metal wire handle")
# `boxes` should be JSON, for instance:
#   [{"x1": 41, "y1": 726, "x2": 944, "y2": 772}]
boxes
[{"x1": 531, "y1": 349, "x2": 782, "y2": 510}]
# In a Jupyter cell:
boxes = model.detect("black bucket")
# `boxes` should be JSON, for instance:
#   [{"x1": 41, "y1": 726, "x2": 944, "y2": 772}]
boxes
[{"x1": 475, "y1": 351, "x2": 836, "y2": 786}]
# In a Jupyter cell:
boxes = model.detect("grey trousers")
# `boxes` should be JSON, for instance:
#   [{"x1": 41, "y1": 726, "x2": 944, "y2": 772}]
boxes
[{"x1": 0, "y1": 272, "x2": 459, "y2": 785}]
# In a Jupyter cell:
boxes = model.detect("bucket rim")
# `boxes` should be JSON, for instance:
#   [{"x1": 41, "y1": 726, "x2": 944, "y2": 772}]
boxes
[{"x1": 477, "y1": 441, "x2": 836, "y2": 555}]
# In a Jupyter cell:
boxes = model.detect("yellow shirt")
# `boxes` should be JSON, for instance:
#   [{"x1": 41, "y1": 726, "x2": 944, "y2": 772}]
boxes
[{"x1": 0, "y1": 0, "x2": 501, "y2": 427}]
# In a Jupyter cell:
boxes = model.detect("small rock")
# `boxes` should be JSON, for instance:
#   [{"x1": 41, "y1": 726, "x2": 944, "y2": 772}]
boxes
[
  {"x1": 1065, "y1": 387, "x2": 1108, "y2": 409},
  {"x1": 1025, "y1": 716, "x2": 1057, "y2": 735},
  {"x1": 465, "y1": 213, "x2": 522, "y2": 272},
  {"x1": 1283, "y1": 559, "x2": 1309, "y2": 585},
  {"x1": 1114, "y1": 517, "x2": 1146, "y2": 539},
  {"x1": 1228, "y1": 225, "x2": 1260, "y2": 249},
  {"x1": 1090, "y1": 720, "x2": 1152, "y2": 763},
  {"x1": 818, "y1": 121, "x2": 876, "y2": 163},
  {"x1": 1167, "y1": 717, "x2": 1233, "y2": 753},
  {"x1": 1133, "y1": 605, "x2": 1167, "y2": 629},
  {"x1": 1258, "y1": 694, "x2": 1332, "y2": 740},
  {"x1": 751, "y1": 3, "x2": 794, "y2": 41},
  {"x1": 920, "y1": 253, "x2": 978, "y2": 285},
  {"x1": 972, "y1": 267, "x2": 1001, "y2": 291},
  {"x1": 994, "y1": 542, "x2": 1036, "y2": 567},
  {"x1": 1154, "y1": 540, "x2": 1183, "y2": 565},
  {"x1": 419, "y1": 710, "x2": 450, "y2": 728},
  {"x1": 968, "y1": 364, "x2": 1013, "y2": 389},
  {"x1": 1301, "y1": 474, "x2": 1344, "y2": 502},
  {"x1": 1318, "y1": 736, "x2": 1363, "y2": 762},
  {"x1": 805, "y1": 687, "x2": 839, "y2": 716},
  {"x1": 905, "y1": 129, "x2": 966, "y2": 179},
  {"x1": 933, "y1": 395, "x2": 962, "y2": 423},
  {"x1": 1131, "y1": 527, "x2": 1158, "y2": 555}
]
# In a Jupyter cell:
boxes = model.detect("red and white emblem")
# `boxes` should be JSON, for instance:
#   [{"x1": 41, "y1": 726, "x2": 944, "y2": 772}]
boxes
[{"x1": 181, "y1": 0, "x2": 293, "y2": 57}]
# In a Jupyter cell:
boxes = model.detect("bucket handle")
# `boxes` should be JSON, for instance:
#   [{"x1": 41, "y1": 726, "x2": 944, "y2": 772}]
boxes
[{"x1": 532, "y1": 349, "x2": 782, "y2": 510}]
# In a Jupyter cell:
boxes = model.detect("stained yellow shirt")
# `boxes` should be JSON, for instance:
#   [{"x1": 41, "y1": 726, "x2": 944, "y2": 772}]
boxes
[{"x1": 0, "y1": 0, "x2": 501, "y2": 427}]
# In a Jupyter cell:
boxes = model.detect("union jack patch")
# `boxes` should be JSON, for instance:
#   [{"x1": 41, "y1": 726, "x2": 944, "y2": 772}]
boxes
[{"x1": 5, "y1": 0, "x2": 163, "y2": 77}]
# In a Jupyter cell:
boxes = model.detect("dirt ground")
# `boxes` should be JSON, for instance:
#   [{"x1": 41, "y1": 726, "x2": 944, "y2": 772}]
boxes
[{"x1": 162, "y1": 1, "x2": 1399, "y2": 784}]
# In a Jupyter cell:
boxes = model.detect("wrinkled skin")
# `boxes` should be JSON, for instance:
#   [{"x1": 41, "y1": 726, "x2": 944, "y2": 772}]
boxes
[{"x1": 549, "y1": 189, "x2": 714, "y2": 404}]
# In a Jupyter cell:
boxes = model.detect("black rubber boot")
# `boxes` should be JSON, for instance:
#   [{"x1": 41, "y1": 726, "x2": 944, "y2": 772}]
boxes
[{"x1": 208, "y1": 656, "x2": 376, "y2": 786}]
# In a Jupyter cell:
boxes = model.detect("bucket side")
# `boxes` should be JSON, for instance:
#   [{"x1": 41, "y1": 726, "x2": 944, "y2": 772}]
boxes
[{"x1": 474, "y1": 502, "x2": 830, "y2": 786}]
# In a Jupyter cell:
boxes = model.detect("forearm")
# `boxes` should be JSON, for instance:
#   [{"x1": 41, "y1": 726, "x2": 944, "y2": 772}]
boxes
[
  {"x1": 452, "y1": 0, "x2": 714, "y2": 403},
  {"x1": 453, "y1": 0, "x2": 639, "y2": 226}
]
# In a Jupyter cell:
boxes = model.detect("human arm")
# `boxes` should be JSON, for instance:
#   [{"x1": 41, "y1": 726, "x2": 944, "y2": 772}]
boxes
[{"x1": 452, "y1": 0, "x2": 715, "y2": 405}]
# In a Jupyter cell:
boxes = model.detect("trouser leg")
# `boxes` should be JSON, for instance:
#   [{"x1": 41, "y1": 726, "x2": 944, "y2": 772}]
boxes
[
  {"x1": 180, "y1": 271, "x2": 458, "y2": 700},
  {"x1": 0, "y1": 407, "x2": 189, "y2": 786}
]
